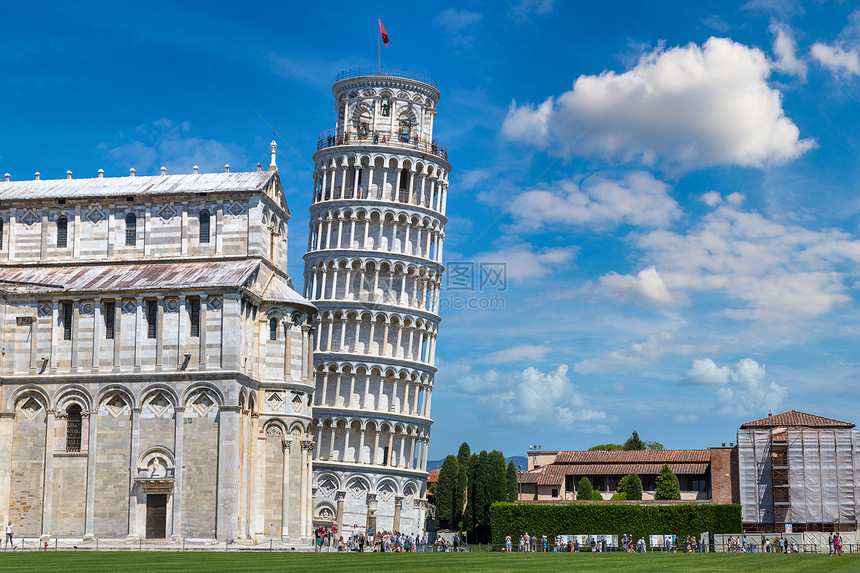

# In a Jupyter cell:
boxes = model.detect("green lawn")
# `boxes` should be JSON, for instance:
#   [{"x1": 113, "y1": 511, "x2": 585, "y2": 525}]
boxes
[{"x1": 0, "y1": 551, "x2": 858, "y2": 573}]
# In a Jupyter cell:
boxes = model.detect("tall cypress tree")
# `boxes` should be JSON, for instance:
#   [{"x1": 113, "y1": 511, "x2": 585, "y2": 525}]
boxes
[
  {"x1": 465, "y1": 452, "x2": 479, "y2": 537},
  {"x1": 506, "y1": 460, "x2": 519, "y2": 502},
  {"x1": 473, "y1": 451, "x2": 490, "y2": 542},
  {"x1": 436, "y1": 455, "x2": 459, "y2": 529},
  {"x1": 456, "y1": 442, "x2": 471, "y2": 527}
]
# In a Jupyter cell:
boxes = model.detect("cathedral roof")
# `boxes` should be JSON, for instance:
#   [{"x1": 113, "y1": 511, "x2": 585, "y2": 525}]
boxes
[
  {"x1": 0, "y1": 259, "x2": 314, "y2": 308},
  {"x1": 0, "y1": 260, "x2": 260, "y2": 293},
  {"x1": 740, "y1": 410, "x2": 854, "y2": 429},
  {"x1": 0, "y1": 171, "x2": 276, "y2": 201}
]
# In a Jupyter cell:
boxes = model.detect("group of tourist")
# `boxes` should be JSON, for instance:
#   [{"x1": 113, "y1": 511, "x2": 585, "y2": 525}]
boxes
[
  {"x1": 828, "y1": 533, "x2": 845, "y2": 556},
  {"x1": 314, "y1": 524, "x2": 426, "y2": 553},
  {"x1": 621, "y1": 535, "x2": 647, "y2": 552}
]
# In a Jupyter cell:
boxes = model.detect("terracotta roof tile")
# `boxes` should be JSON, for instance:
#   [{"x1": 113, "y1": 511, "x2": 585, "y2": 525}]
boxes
[
  {"x1": 554, "y1": 449, "x2": 709, "y2": 464},
  {"x1": 518, "y1": 469, "x2": 542, "y2": 484},
  {"x1": 426, "y1": 469, "x2": 440, "y2": 483},
  {"x1": 740, "y1": 410, "x2": 854, "y2": 429}
]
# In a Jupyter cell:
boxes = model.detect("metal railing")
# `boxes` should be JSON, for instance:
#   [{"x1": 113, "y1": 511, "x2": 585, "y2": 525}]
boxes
[
  {"x1": 335, "y1": 67, "x2": 437, "y2": 88},
  {"x1": 317, "y1": 129, "x2": 448, "y2": 162}
]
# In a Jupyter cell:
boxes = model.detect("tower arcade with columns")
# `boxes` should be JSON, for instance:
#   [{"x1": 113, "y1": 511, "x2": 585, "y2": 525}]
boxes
[{"x1": 304, "y1": 68, "x2": 449, "y2": 535}]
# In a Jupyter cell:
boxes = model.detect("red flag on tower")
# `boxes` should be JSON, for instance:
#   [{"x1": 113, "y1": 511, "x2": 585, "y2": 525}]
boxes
[{"x1": 379, "y1": 17, "x2": 390, "y2": 47}]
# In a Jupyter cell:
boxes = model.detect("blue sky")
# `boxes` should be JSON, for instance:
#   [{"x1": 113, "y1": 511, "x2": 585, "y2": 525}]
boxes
[{"x1": 4, "y1": 0, "x2": 860, "y2": 460}]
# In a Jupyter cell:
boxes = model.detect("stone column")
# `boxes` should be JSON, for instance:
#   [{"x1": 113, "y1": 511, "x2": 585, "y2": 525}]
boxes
[
  {"x1": 335, "y1": 490, "x2": 345, "y2": 537},
  {"x1": 83, "y1": 408, "x2": 98, "y2": 540},
  {"x1": 199, "y1": 295, "x2": 208, "y2": 370},
  {"x1": 365, "y1": 493, "x2": 377, "y2": 537},
  {"x1": 91, "y1": 299, "x2": 101, "y2": 372},
  {"x1": 155, "y1": 295, "x2": 164, "y2": 371},
  {"x1": 41, "y1": 409, "x2": 56, "y2": 539},
  {"x1": 0, "y1": 413, "x2": 14, "y2": 528},
  {"x1": 281, "y1": 440, "x2": 291, "y2": 537},
  {"x1": 133, "y1": 297, "x2": 142, "y2": 372},
  {"x1": 215, "y1": 405, "x2": 241, "y2": 541},
  {"x1": 171, "y1": 406, "x2": 185, "y2": 540},
  {"x1": 393, "y1": 496, "x2": 403, "y2": 532},
  {"x1": 301, "y1": 440, "x2": 314, "y2": 537},
  {"x1": 126, "y1": 407, "x2": 141, "y2": 539},
  {"x1": 112, "y1": 300, "x2": 121, "y2": 370}
]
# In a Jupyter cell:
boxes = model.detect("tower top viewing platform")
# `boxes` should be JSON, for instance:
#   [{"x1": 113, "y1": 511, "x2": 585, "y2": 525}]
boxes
[{"x1": 335, "y1": 67, "x2": 437, "y2": 89}]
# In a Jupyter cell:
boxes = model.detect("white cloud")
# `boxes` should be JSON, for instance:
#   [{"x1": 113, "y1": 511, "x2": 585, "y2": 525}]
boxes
[
  {"x1": 726, "y1": 192, "x2": 745, "y2": 205},
  {"x1": 684, "y1": 358, "x2": 732, "y2": 385},
  {"x1": 702, "y1": 191, "x2": 722, "y2": 207},
  {"x1": 574, "y1": 331, "x2": 692, "y2": 374},
  {"x1": 476, "y1": 344, "x2": 551, "y2": 364},
  {"x1": 718, "y1": 358, "x2": 788, "y2": 415},
  {"x1": 673, "y1": 414, "x2": 699, "y2": 423},
  {"x1": 475, "y1": 243, "x2": 575, "y2": 281},
  {"x1": 457, "y1": 364, "x2": 605, "y2": 430},
  {"x1": 100, "y1": 119, "x2": 248, "y2": 175},
  {"x1": 592, "y1": 267, "x2": 676, "y2": 304},
  {"x1": 501, "y1": 37, "x2": 814, "y2": 169},
  {"x1": 682, "y1": 357, "x2": 787, "y2": 415},
  {"x1": 633, "y1": 204, "x2": 860, "y2": 321},
  {"x1": 507, "y1": 171, "x2": 680, "y2": 231},
  {"x1": 811, "y1": 43, "x2": 860, "y2": 77},
  {"x1": 771, "y1": 24, "x2": 808, "y2": 79}
]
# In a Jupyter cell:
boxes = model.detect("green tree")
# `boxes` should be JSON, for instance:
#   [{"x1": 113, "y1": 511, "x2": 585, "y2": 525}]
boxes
[
  {"x1": 623, "y1": 430, "x2": 646, "y2": 451},
  {"x1": 472, "y1": 451, "x2": 491, "y2": 542},
  {"x1": 456, "y1": 442, "x2": 471, "y2": 526},
  {"x1": 464, "y1": 452, "x2": 479, "y2": 536},
  {"x1": 655, "y1": 463, "x2": 681, "y2": 500},
  {"x1": 624, "y1": 473, "x2": 643, "y2": 500},
  {"x1": 436, "y1": 455, "x2": 460, "y2": 529},
  {"x1": 456, "y1": 464, "x2": 467, "y2": 528},
  {"x1": 506, "y1": 460, "x2": 519, "y2": 502},
  {"x1": 576, "y1": 477, "x2": 593, "y2": 501},
  {"x1": 645, "y1": 441, "x2": 664, "y2": 451},
  {"x1": 588, "y1": 443, "x2": 623, "y2": 451},
  {"x1": 616, "y1": 475, "x2": 629, "y2": 495},
  {"x1": 487, "y1": 450, "x2": 507, "y2": 506}
]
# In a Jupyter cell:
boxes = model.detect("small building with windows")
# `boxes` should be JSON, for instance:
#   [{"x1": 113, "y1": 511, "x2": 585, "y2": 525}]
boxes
[
  {"x1": 519, "y1": 449, "x2": 716, "y2": 502},
  {"x1": 0, "y1": 149, "x2": 318, "y2": 543}
]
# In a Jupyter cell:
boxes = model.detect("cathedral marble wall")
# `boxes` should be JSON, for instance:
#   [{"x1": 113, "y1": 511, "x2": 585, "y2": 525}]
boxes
[{"x1": 0, "y1": 170, "x2": 316, "y2": 543}]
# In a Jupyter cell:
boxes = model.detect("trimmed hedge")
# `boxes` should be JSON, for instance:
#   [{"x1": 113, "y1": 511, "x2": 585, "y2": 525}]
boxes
[{"x1": 489, "y1": 502, "x2": 741, "y2": 544}]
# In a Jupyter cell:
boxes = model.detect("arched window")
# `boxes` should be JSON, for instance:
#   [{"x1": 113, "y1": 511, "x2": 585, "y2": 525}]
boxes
[
  {"x1": 66, "y1": 404, "x2": 82, "y2": 452},
  {"x1": 125, "y1": 212, "x2": 137, "y2": 246},
  {"x1": 269, "y1": 317, "x2": 278, "y2": 341},
  {"x1": 199, "y1": 209, "x2": 211, "y2": 243},
  {"x1": 57, "y1": 215, "x2": 68, "y2": 248}
]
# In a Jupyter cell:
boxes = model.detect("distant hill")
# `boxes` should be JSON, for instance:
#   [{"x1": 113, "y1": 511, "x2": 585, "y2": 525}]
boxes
[{"x1": 426, "y1": 455, "x2": 527, "y2": 473}]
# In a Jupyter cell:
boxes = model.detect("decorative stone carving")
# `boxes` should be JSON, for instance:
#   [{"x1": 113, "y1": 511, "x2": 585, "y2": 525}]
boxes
[
  {"x1": 87, "y1": 206, "x2": 104, "y2": 224},
  {"x1": 80, "y1": 301, "x2": 95, "y2": 315},
  {"x1": 21, "y1": 210, "x2": 38, "y2": 227},
  {"x1": 158, "y1": 204, "x2": 176, "y2": 221},
  {"x1": 165, "y1": 298, "x2": 180, "y2": 312}
]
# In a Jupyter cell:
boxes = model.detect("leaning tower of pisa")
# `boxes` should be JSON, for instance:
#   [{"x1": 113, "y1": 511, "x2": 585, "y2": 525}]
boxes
[{"x1": 303, "y1": 68, "x2": 448, "y2": 536}]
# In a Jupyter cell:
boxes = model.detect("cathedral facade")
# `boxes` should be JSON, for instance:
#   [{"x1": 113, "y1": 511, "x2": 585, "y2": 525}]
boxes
[
  {"x1": 303, "y1": 69, "x2": 449, "y2": 535},
  {"x1": 0, "y1": 149, "x2": 316, "y2": 542}
]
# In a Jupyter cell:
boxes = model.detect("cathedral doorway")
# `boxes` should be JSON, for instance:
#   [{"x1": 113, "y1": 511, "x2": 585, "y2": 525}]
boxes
[{"x1": 145, "y1": 494, "x2": 167, "y2": 539}]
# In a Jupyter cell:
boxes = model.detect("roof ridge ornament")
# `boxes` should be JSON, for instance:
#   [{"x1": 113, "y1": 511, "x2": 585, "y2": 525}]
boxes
[{"x1": 269, "y1": 140, "x2": 278, "y2": 172}]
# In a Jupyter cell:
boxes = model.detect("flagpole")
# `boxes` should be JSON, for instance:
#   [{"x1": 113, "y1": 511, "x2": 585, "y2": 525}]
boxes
[{"x1": 377, "y1": 13, "x2": 381, "y2": 69}]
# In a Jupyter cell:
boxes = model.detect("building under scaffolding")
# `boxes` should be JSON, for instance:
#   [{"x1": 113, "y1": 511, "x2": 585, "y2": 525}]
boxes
[{"x1": 738, "y1": 411, "x2": 857, "y2": 533}]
